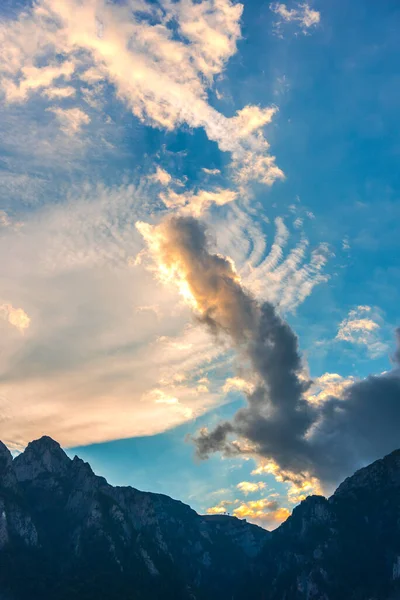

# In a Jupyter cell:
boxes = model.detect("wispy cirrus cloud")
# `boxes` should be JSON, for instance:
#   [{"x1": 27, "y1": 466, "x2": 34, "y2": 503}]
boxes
[
  {"x1": 160, "y1": 187, "x2": 238, "y2": 216},
  {"x1": 336, "y1": 305, "x2": 389, "y2": 358},
  {"x1": 270, "y1": 2, "x2": 320, "y2": 36},
  {"x1": 47, "y1": 106, "x2": 91, "y2": 136},
  {"x1": 213, "y1": 205, "x2": 330, "y2": 313}
]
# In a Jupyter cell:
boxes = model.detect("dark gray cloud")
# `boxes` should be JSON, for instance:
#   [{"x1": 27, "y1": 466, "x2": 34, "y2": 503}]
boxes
[
  {"x1": 197, "y1": 357, "x2": 400, "y2": 488},
  {"x1": 310, "y1": 368, "x2": 400, "y2": 484},
  {"x1": 165, "y1": 216, "x2": 400, "y2": 489},
  {"x1": 393, "y1": 328, "x2": 400, "y2": 364}
]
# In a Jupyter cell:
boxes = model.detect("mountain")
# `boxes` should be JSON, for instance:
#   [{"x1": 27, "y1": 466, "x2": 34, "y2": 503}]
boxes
[
  {"x1": 1, "y1": 438, "x2": 400, "y2": 599},
  {"x1": 255, "y1": 449, "x2": 400, "y2": 600},
  {"x1": 0, "y1": 436, "x2": 267, "y2": 600}
]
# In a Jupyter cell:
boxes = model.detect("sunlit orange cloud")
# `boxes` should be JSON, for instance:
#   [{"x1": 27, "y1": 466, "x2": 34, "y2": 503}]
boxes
[
  {"x1": 206, "y1": 497, "x2": 290, "y2": 528},
  {"x1": 251, "y1": 459, "x2": 323, "y2": 503},
  {"x1": 233, "y1": 500, "x2": 290, "y2": 524},
  {"x1": 136, "y1": 220, "x2": 200, "y2": 310},
  {"x1": 236, "y1": 481, "x2": 266, "y2": 495},
  {"x1": 136, "y1": 217, "x2": 248, "y2": 340}
]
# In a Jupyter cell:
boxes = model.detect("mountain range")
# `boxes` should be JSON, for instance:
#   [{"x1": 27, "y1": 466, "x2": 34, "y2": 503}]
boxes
[{"x1": 1, "y1": 436, "x2": 400, "y2": 599}]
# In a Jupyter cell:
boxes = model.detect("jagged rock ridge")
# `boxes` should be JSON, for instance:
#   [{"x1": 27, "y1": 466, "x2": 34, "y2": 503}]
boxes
[
  {"x1": 1, "y1": 437, "x2": 400, "y2": 599},
  {"x1": 0, "y1": 436, "x2": 268, "y2": 600}
]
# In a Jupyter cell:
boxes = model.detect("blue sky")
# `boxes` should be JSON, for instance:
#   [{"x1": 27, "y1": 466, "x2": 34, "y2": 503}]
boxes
[{"x1": 1, "y1": 0, "x2": 400, "y2": 528}]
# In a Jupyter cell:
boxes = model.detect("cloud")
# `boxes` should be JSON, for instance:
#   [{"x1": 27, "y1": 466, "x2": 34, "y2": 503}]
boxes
[
  {"x1": 202, "y1": 168, "x2": 221, "y2": 176},
  {"x1": 137, "y1": 215, "x2": 315, "y2": 470},
  {"x1": 160, "y1": 187, "x2": 238, "y2": 216},
  {"x1": 47, "y1": 107, "x2": 91, "y2": 135},
  {"x1": 251, "y1": 459, "x2": 322, "y2": 503},
  {"x1": 270, "y1": 2, "x2": 320, "y2": 36},
  {"x1": 305, "y1": 372, "x2": 356, "y2": 405},
  {"x1": 0, "y1": 184, "x2": 231, "y2": 450},
  {"x1": 150, "y1": 167, "x2": 173, "y2": 187},
  {"x1": 143, "y1": 388, "x2": 193, "y2": 419},
  {"x1": 2, "y1": 60, "x2": 76, "y2": 103},
  {"x1": 230, "y1": 105, "x2": 278, "y2": 137},
  {"x1": 138, "y1": 214, "x2": 400, "y2": 493},
  {"x1": 232, "y1": 499, "x2": 288, "y2": 523},
  {"x1": 206, "y1": 500, "x2": 233, "y2": 514},
  {"x1": 336, "y1": 305, "x2": 388, "y2": 358},
  {"x1": 206, "y1": 495, "x2": 290, "y2": 528},
  {"x1": 0, "y1": 93, "x2": 116, "y2": 203},
  {"x1": 236, "y1": 481, "x2": 266, "y2": 495},
  {"x1": 42, "y1": 86, "x2": 76, "y2": 99},
  {"x1": 197, "y1": 327, "x2": 400, "y2": 490},
  {"x1": 223, "y1": 377, "x2": 254, "y2": 394},
  {"x1": 0, "y1": 0, "x2": 283, "y2": 187},
  {"x1": 213, "y1": 206, "x2": 330, "y2": 313},
  {"x1": 0, "y1": 303, "x2": 30, "y2": 333}
]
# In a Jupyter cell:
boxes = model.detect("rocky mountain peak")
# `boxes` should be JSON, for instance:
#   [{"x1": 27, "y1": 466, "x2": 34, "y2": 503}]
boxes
[
  {"x1": 13, "y1": 435, "x2": 71, "y2": 482},
  {"x1": 2, "y1": 437, "x2": 400, "y2": 600},
  {"x1": 0, "y1": 441, "x2": 16, "y2": 490},
  {"x1": 0, "y1": 441, "x2": 12, "y2": 468},
  {"x1": 276, "y1": 494, "x2": 332, "y2": 539},
  {"x1": 0, "y1": 436, "x2": 276, "y2": 599},
  {"x1": 333, "y1": 448, "x2": 400, "y2": 498}
]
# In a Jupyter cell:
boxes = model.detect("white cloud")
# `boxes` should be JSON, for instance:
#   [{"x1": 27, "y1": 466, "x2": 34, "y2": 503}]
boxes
[
  {"x1": 270, "y1": 2, "x2": 320, "y2": 36},
  {"x1": 230, "y1": 105, "x2": 278, "y2": 137},
  {"x1": 42, "y1": 86, "x2": 76, "y2": 99},
  {"x1": 2, "y1": 61, "x2": 75, "y2": 103},
  {"x1": 336, "y1": 305, "x2": 388, "y2": 358},
  {"x1": 47, "y1": 107, "x2": 91, "y2": 135},
  {"x1": 160, "y1": 187, "x2": 238, "y2": 216},
  {"x1": 223, "y1": 376, "x2": 254, "y2": 394},
  {"x1": 306, "y1": 372, "x2": 356, "y2": 405},
  {"x1": 150, "y1": 166, "x2": 173, "y2": 187},
  {"x1": 0, "y1": 0, "x2": 283, "y2": 187},
  {"x1": 212, "y1": 205, "x2": 330, "y2": 313},
  {"x1": 202, "y1": 168, "x2": 221, "y2": 176}
]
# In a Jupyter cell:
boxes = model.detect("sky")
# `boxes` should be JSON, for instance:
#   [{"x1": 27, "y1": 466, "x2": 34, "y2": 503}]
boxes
[{"x1": 1, "y1": 0, "x2": 400, "y2": 530}]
